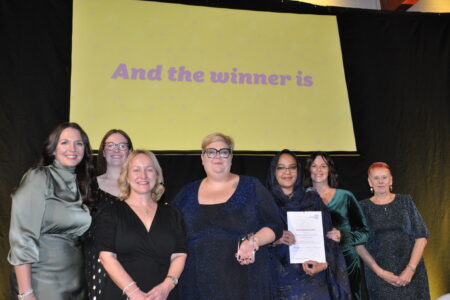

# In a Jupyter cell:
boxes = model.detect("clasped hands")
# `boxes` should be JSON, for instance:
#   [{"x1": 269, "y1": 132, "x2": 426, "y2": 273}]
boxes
[
  {"x1": 127, "y1": 280, "x2": 173, "y2": 300},
  {"x1": 378, "y1": 266, "x2": 415, "y2": 287}
]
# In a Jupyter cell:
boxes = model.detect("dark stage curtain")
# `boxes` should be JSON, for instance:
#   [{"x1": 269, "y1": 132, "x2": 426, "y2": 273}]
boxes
[{"x1": 0, "y1": 1, "x2": 448, "y2": 299}]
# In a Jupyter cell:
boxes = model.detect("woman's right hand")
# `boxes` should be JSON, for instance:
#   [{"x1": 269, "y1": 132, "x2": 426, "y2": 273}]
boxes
[
  {"x1": 326, "y1": 227, "x2": 341, "y2": 242},
  {"x1": 127, "y1": 288, "x2": 148, "y2": 300},
  {"x1": 275, "y1": 230, "x2": 296, "y2": 246},
  {"x1": 378, "y1": 269, "x2": 401, "y2": 287}
]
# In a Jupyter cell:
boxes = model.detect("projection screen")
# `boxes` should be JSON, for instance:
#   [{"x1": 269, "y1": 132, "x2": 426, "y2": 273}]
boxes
[{"x1": 71, "y1": 0, "x2": 356, "y2": 151}]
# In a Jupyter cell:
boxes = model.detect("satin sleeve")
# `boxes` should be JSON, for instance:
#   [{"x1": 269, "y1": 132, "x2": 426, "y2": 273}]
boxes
[
  {"x1": 346, "y1": 193, "x2": 369, "y2": 246},
  {"x1": 8, "y1": 168, "x2": 47, "y2": 265}
]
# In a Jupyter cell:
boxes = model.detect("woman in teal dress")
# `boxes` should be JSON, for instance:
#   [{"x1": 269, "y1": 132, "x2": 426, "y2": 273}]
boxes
[
  {"x1": 304, "y1": 152, "x2": 369, "y2": 300},
  {"x1": 8, "y1": 122, "x2": 93, "y2": 300}
]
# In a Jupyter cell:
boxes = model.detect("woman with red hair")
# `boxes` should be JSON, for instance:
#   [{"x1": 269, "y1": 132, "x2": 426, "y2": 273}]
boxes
[{"x1": 357, "y1": 162, "x2": 430, "y2": 299}]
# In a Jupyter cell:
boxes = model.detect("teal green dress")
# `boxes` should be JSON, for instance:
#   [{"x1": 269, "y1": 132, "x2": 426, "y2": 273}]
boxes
[
  {"x1": 327, "y1": 189, "x2": 369, "y2": 300},
  {"x1": 8, "y1": 160, "x2": 92, "y2": 300}
]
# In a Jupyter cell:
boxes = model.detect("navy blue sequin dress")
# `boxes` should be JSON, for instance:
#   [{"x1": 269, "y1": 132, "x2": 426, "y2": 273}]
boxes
[{"x1": 172, "y1": 176, "x2": 283, "y2": 300}]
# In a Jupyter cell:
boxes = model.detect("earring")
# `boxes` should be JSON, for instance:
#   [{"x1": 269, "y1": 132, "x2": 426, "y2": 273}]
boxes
[
  {"x1": 370, "y1": 187, "x2": 374, "y2": 193},
  {"x1": 389, "y1": 185, "x2": 393, "y2": 192}
]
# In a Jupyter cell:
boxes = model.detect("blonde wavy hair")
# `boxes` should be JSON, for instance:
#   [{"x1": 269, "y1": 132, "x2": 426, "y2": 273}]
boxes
[
  {"x1": 201, "y1": 132, "x2": 234, "y2": 151},
  {"x1": 118, "y1": 150, "x2": 165, "y2": 201}
]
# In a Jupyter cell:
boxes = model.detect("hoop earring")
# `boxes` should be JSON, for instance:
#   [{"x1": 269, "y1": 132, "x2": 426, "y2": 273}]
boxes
[
  {"x1": 389, "y1": 185, "x2": 393, "y2": 192},
  {"x1": 370, "y1": 187, "x2": 374, "y2": 193}
]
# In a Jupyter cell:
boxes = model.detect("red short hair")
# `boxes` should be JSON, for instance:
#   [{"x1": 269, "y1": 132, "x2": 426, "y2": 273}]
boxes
[{"x1": 368, "y1": 162, "x2": 391, "y2": 176}]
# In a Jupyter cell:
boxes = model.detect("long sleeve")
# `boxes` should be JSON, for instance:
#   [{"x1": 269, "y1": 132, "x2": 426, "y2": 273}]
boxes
[
  {"x1": 8, "y1": 168, "x2": 47, "y2": 265},
  {"x1": 255, "y1": 180, "x2": 284, "y2": 241},
  {"x1": 346, "y1": 192, "x2": 369, "y2": 246}
]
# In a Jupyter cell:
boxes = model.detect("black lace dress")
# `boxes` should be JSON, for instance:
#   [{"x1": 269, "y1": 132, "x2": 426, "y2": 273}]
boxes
[{"x1": 84, "y1": 178, "x2": 120, "y2": 300}]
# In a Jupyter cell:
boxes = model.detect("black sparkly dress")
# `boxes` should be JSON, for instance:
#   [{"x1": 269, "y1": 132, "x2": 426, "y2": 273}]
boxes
[
  {"x1": 360, "y1": 194, "x2": 430, "y2": 300},
  {"x1": 84, "y1": 178, "x2": 119, "y2": 300}
]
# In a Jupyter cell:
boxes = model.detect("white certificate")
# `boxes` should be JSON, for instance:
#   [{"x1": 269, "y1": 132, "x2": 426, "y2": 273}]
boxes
[{"x1": 287, "y1": 211, "x2": 326, "y2": 263}]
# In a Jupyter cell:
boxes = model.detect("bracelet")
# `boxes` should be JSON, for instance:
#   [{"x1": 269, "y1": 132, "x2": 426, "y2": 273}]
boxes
[
  {"x1": 126, "y1": 287, "x2": 140, "y2": 300},
  {"x1": 166, "y1": 275, "x2": 178, "y2": 286},
  {"x1": 407, "y1": 264, "x2": 416, "y2": 272},
  {"x1": 17, "y1": 289, "x2": 33, "y2": 299},
  {"x1": 122, "y1": 281, "x2": 136, "y2": 295}
]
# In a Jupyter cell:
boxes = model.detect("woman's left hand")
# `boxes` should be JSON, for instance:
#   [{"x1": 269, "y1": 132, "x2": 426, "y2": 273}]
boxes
[
  {"x1": 395, "y1": 266, "x2": 415, "y2": 287},
  {"x1": 236, "y1": 238, "x2": 259, "y2": 265},
  {"x1": 326, "y1": 228, "x2": 341, "y2": 242},
  {"x1": 302, "y1": 260, "x2": 328, "y2": 276},
  {"x1": 145, "y1": 279, "x2": 173, "y2": 300}
]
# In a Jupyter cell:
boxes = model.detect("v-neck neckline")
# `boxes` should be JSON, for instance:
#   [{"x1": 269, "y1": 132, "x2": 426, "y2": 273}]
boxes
[{"x1": 124, "y1": 201, "x2": 158, "y2": 233}]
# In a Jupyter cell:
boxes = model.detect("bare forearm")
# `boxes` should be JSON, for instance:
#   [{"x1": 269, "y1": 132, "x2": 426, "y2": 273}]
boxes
[
  {"x1": 99, "y1": 252, "x2": 136, "y2": 293},
  {"x1": 14, "y1": 264, "x2": 33, "y2": 293},
  {"x1": 407, "y1": 238, "x2": 427, "y2": 269},
  {"x1": 167, "y1": 253, "x2": 187, "y2": 279},
  {"x1": 254, "y1": 227, "x2": 276, "y2": 246},
  {"x1": 356, "y1": 245, "x2": 382, "y2": 275}
]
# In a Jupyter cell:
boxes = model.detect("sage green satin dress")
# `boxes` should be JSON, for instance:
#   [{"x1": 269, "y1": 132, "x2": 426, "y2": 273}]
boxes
[{"x1": 8, "y1": 161, "x2": 91, "y2": 300}]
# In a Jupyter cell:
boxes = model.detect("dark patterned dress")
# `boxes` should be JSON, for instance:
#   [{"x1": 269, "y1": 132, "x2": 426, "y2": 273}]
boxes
[
  {"x1": 84, "y1": 178, "x2": 119, "y2": 300},
  {"x1": 327, "y1": 189, "x2": 369, "y2": 300},
  {"x1": 360, "y1": 194, "x2": 430, "y2": 300},
  {"x1": 172, "y1": 176, "x2": 283, "y2": 300}
]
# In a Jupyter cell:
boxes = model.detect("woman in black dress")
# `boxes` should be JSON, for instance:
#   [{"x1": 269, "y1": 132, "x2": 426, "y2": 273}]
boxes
[
  {"x1": 84, "y1": 129, "x2": 133, "y2": 299},
  {"x1": 357, "y1": 162, "x2": 430, "y2": 300},
  {"x1": 96, "y1": 150, "x2": 187, "y2": 300}
]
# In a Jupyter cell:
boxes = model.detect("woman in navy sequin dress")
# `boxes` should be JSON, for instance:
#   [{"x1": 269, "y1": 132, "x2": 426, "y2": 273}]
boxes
[{"x1": 172, "y1": 133, "x2": 283, "y2": 300}]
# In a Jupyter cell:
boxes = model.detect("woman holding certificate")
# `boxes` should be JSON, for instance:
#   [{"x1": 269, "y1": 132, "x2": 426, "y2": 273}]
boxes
[
  {"x1": 304, "y1": 152, "x2": 369, "y2": 300},
  {"x1": 267, "y1": 149, "x2": 350, "y2": 300}
]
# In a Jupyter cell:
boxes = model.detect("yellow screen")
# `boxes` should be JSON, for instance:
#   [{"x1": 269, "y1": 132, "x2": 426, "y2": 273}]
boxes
[{"x1": 71, "y1": 0, "x2": 356, "y2": 151}]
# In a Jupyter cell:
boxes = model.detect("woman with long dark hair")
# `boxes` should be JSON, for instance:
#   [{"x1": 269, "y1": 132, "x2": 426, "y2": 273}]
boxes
[
  {"x1": 304, "y1": 152, "x2": 369, "y2": 300},
  {"x1": 267, "y1": 149, "x2": 350, "y2": 299},
  {"x1": 8, "y1": 122, "x2": 93, "y2": 300}
]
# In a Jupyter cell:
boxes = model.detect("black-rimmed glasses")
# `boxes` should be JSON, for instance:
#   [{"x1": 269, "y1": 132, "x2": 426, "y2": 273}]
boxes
[
  {"x1": 104, "y1": 142, "x2": 129, "y2": 151},
  {"x1": 203, "y1": 148, "x2": 232, "y2": 159}
]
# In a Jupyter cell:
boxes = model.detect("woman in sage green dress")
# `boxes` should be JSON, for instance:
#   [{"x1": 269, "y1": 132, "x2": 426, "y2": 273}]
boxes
[
  {"x1": 8, "y1": 122, "x2": 93, "y2": 300},
  {"x1": 304, "y1": 152, "x2": 369, "y2": 300}
]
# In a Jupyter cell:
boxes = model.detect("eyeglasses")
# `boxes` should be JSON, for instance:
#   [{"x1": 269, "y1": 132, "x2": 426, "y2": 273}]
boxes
[
  {"x1": 203, "y1": 148, "x2": 232, "y2": 159},
  {"x1": 104, "y1": 142, "x2": 129, "y2": 151},
  {"x1": 276, "y1": 166, "x2": 297, "y2": 172}
]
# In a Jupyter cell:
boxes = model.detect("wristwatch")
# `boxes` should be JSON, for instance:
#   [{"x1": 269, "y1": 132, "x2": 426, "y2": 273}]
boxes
[{"x1": 166, "y1": 275, "x2": 178, "y2": 286}]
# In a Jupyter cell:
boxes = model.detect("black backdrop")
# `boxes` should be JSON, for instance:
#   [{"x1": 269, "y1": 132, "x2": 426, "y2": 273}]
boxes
[{"x1": 1, "y1": 1, "x2": 449, "y2": 299}]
